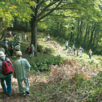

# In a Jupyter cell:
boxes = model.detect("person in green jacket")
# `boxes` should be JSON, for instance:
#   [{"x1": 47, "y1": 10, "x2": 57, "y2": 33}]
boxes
[{"x1": 13, "y1": 51, "x2": 31, "y2": 95}]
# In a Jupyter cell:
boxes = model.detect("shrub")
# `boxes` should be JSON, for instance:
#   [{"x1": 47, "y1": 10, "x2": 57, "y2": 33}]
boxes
[
  {"x1": 29, "y1": 53, "x2": 63, "y2": 72},
  {"x1": 37, "y1": 44, "x2": 53, "y2": 54}
]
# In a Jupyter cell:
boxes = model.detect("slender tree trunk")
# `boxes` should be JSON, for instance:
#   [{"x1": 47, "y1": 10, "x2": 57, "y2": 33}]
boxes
[
  {"x1": 89, "y1": 25, "x2": 96, "y2": 44},
  {"x1": 79, "y1": 20, "x2": 82, "y2": 45},
  {"x1": 86, "y1": 27, "x2": 90, "y2": 49},
  {"x1": 30, "y1": 15, "x2": 37, "y2": 56},
  {"x1": 84, "y1": 24, "x2": 87, "y2": 43},
  {"x1": 77, "y1": 19, "x2": 80, "y2": 43}
]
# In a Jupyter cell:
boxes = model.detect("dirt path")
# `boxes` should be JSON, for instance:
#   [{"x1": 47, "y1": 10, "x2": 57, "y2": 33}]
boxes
[
  {"x1": 0, "y1": 76, "x2": 29, "y2": 102},
  {"x1": 45, "y1": 41, "x2": 68, "y2": 57},
  {"x1": 0, "y1": 73, "x2": 48, "y2": 102}
]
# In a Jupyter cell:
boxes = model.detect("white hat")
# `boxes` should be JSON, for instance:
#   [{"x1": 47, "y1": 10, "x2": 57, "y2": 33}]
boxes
[
  {"x1": 0, "y1": 51, "x2": 6, "y2": 57},
  {"x1": 0, "y1": 48, "x2": 5, "y2": 53},
  {"x1": 15, "y1": 45, "x2": 20, "y2": 50},
  {"x1": 16, "y1": 51, "x2": 22, "y2": 56}
]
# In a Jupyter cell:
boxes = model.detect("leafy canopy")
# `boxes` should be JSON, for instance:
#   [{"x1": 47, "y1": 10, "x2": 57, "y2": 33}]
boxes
[{"x1": 0, "y1": 0, "x2": 34, "y2": 28}]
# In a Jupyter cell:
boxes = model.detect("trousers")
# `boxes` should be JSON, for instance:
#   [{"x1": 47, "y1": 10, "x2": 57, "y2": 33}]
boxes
[
  {"x1": 1, "y1": 75, "x2": 11, "y2": 95},
  {"x1": 17, "y1": 78, "x2": 30, "y2": 94}
]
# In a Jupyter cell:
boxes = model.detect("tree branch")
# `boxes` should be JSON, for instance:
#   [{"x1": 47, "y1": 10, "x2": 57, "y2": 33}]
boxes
[
  {"x1": 36, "y1": 0, "x2": 45, "y2": 12},
  {"x1": 37, "y1": 0, "x2": 63, "y2": 22},
  {"x1": 38, "y1": 1, "x2": 58, "y2": 18}
]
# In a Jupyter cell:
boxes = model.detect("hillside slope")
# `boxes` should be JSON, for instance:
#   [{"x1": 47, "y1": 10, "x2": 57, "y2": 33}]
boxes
[{"x1": 0, "y1": 39, "x2": 101, "y2": 101}]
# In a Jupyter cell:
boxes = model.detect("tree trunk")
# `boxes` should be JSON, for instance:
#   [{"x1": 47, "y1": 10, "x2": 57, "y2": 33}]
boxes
[
  {"x1": 79, "y1": 20, "x2": 82, "y2": 45},
  {"x1": 30, "y1": 16, "x2": 37, "y2": 56},
  {"x1": 77, "y1": 19, "x2": 80, "y2": 43},
  {"x1": 89, "y1": 25, "x2": 96, "y2": 44}
]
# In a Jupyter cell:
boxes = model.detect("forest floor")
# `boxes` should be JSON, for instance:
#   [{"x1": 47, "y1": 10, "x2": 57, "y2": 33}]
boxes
[{"x1": 0, "y1": 38, "x2": 101, "y2": 102}]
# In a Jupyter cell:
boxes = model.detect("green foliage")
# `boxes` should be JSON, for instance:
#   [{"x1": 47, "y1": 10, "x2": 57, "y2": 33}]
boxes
[
  {"x1": 28, "y1": 53, "x2": 63, "y2": 72},
  {"x1": 37, "y1": 44, "x2": 53, "y2": 54},
  {"x1": 0, "y1": 0, "x2": 33, "y2": 28}
]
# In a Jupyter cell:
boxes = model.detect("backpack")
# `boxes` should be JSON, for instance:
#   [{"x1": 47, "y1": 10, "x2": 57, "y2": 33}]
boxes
[
  {"x1": 10, "y1": 45, "x2": 14, "y2": 50},
  {"x1": 1, "y1": 58, "x2": 13, "y2": 76},
  {"x1": 30, "y1": 47, "x2": 32, "y2": 53}
]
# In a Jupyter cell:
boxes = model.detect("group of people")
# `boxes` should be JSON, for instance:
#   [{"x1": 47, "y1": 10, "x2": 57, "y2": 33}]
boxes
[
  {"x1": 2, "y1": 36, "x2": 36, "y2": 58},
  {"x1": 0, "y1": 50, "x2": 31, "y2": 96},
  {"x1": 65, "y1": 41, "x2": 93, "y2": 59},
  {"x1": 14, "y1": 33, "x2": 29, "y2": 43},
  {"x1": 9, "y1": 31, "x2": 29, "y2": 43},
  {"x1": 2, "y1": 37, "x2": 20, "y2": 57}
]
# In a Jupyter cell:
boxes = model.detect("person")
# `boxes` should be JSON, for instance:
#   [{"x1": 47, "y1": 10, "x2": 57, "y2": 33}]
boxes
[
  {"x1": 89, "y1": 49, "x2": 92, "y2": 59},
  {"x1": 65, "y1": 41, "x2": 68, "y2": 50},
  {"x1": 0, "y1": 48, "x2": 5, "y2": 53},
  {"x1": 15, "y1": 44, "x2": 21, "y2": 51},
  {"x1": 27, "y1": 34, "x2": 29, "y2": 41},
  {"x1": 68, "y1": 47, "x2": 71, "y2": 55},
  {"x1": 4, "y1": 41, "x2": 9, "y2": 56},
  {"x1": 77, "y1": 48, "x2": 79, "y2": 56},
  {"x1": 20, "y1": 34, "x2": 22, "y2": 41},
  {"x1": 47, "y1": 34, "x2": 50, "y2": 41},
  {"x1": 30, "y1": 44, "x2": 36, "y2": 58},
  {"x1": 73, "y1": 44, "x2": 76, "y2": 55},
  {"x1": 0, "y1": 51, "x2": 12, "y2": 96},
  {"x1": 2, "y1": 37, "x2": 8, "y2": 47},
  {"x1": 15, "y1": 41, "x2": 21, "y2": 52},
  {"x1": 13, "y1": 51, "x2": 31, "y2": 95},
  {"x1": 16, "y1": 41, "x2": 20, "y2": 46},
  {"x1": 18, "y1": 34, "x2": 22, "y2": 41},
  {"x1": 24, "y1": 34, "x2": 27, "y2": 42},
  {"x1": 9, "y1": 42, "x2": 14, "y2": 56},
  {"x1": 9, "y1": 31, "x2": 12, "y2": 37},
  {"x1": 79, "y1": 46, "x2": 83, "y2": 58},
  {"x1": 14, "y1": 34, "x2": 17, "y2": 43}
]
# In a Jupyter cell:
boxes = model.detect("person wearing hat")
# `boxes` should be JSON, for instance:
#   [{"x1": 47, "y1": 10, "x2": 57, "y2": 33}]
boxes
[
  {"x1": 2, "y1": 37, "x2": 8, "y2": 47},
  {"x1": 13, "y1": 51, "x2": 31, "y2": 95},
  {"x1": 15, "y1": 44, "x2": 21, "y2": 51},
  {"x1": 14, "y1": 34, "x2": 17, "y2": 43},
  {"x1": 24, "y1": 34, "x2": 27, "y2": 42},
  {"x1": 30, "y1": 44, "x2": 36, "y2": 58},
  {"x1": 0, "y1": 51, "x2": 12, "y2": 96},
  {"x1": 65, "y1": 41, "x2": 68, "y2": 50},
  {"x1": 9, "y1": 42, "x2": 14, "y2": 56},
  {"x1": 0, "y1": 48, "x2": 5, "y2": 53},
  {"x1": 4, "y1": 40, "x2": 9, "y2": 56},
  {"x1": 16, "y1": 41, "x2": 21, "y2": 46}
]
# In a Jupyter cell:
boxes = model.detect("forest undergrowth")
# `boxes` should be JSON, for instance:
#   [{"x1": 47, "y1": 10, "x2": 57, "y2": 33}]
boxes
[{"x1": 0, "y1": 35, "x2": 102, "y2": 102}]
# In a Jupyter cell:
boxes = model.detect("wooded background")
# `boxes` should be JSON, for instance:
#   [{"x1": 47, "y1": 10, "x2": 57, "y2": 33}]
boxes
[{"x1": 0, "y1": 0, "x2": 102, "y2": 54}]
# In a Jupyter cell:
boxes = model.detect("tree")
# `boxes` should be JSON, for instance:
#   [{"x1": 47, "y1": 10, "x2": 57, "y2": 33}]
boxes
[
  {"x1": 29, "y1": 0, "x2": 102, "y2": 56},
  {"x1": 0, "y1": 0, "x2": 33, "y2": 38}
]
